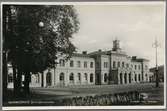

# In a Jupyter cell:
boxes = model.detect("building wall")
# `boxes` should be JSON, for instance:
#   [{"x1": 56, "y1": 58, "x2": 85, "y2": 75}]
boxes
[{"x1": 43, "y1": 56, "x2": 95, "y2": 87}]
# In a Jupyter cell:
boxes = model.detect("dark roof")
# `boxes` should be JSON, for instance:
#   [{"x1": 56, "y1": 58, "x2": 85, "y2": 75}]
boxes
[
  {"x1": 150, "y1": 65, "x2": 164, "y2": 71},
  {"x1": 88, "y1": 50, "x2": 127, "y2": 56},
  {"x1": 131, "y1": 58, "x2": 149, "y2": 62},
  {"x1": 72, "y1": 53, "x2": 92, "y2": 58}
]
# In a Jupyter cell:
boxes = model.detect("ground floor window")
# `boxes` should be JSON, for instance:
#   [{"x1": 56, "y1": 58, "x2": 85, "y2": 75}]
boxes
[
  {"x1": 129, "y1": 73, "x2": 131, "y2": 83},
  {"x1": 90, "y1": 73, "x2": 93, "y2": 82},
  {"x1": 60, "y1": 73, "x2": 64, "y2": 81},
  {"x1": 70, "y1": 73, "x2": 74, "y2": 81},
  {"x1": 84, "y1": 73, "x2": 87, "y2": 81},
  {"x1": 135, "y1": 74, "x2": 137, "y2": 82},
  {"x1": 120, "y1": 73, "x2": 123, "y2": 84},
  {"x1": 46, "y1": 72, "x2": 52, "y2": 86},
  {"x1": 138, "y1": 74, "x2": 141, "y2": 81},
  {"x1": 8, "y1": 73, "x2": 13, "y2": 83},
  {"x1": 104, "y1": 73, "x2": 108, "y2": 82}
]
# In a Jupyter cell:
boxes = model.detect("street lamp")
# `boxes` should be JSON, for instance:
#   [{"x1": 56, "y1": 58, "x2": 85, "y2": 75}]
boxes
[
  {"x1": 152, "y1": 37, "x2": 160, "y2": 87},
  {"x1": 38, "y1": 21, "x2": 44, "y2": 27}
]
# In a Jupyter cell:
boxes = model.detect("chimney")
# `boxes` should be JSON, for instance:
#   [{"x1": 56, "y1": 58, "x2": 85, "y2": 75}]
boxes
[{"x1": 82, "y1": 51, "x2": 87, "y2": 54}]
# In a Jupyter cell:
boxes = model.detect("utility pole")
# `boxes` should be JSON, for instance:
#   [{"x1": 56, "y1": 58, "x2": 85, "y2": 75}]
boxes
[{"x1": 152, "y1": 38, "x2": 160, "y2": 87}]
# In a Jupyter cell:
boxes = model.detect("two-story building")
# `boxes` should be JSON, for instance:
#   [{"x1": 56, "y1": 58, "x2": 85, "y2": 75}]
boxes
[{"x1": 7, "y1": 39, "x2": 153, "y2": 88}]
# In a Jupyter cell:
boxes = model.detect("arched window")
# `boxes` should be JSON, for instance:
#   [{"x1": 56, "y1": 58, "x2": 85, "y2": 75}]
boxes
[
  {"x1": 104, "y1": 73, "x2": 108, "y2": 82},
  {"x1": 120, "y1": 73, "x2": 123, "y2": 84},
  {"x1": 129, "y1": 73, "x2": 131, "y2": 83},
  {"x1": 135, "y1": 74, "x2": 137, "y2": 82},
  {"x1": 138, "y1": 74, "x2": 141, "y2": 81},
  {"x1": 118, "y1": 61, "x2": 120, "y2": 67},
  {"x1": 69, "y1": 73, "x2": 74, "y2": 81},
  {"x1": 84, "y1": 73, "x2": 87, "y2": 80},
  {"x1": 90, "y1": 73, "x2": 93, "y2": 82},
  {"x1": 124, "y1": 73, "x2": 127, "y2": 84},
  {"x1": 78, "y1": 73, "x2": 81, "y2": 81},
  {"x1": 60, "y1": 73, "x2": 64, "y2": 81}
]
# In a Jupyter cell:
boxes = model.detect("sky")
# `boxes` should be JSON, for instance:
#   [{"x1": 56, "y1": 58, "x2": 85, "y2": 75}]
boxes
[{"x1": 71, "y1": 2, "x2": 165, "y2": 68}]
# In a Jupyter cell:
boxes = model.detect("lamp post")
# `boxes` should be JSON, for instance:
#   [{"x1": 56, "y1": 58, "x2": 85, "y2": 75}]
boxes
[
  {"x1": 38, "y1": 21, "x2": 44, "y2": 87},
  {"x1": 152, "y1": 38, "x2": 160, "y2": 87}
]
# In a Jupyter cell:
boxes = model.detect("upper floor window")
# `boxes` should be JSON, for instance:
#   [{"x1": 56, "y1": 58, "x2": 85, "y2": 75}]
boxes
[
  {"x1": 138, "y1": 65, "x2": 140, "y2": 70},
  {"x1": 104, "y1": 62, "x2": 108, "y2": 68},
  {"x1": 84, "y1": 61, "x2": 87, "y2": 68},
  {"x1": 131, "y1": 64, "x2": 133, "y2": 68},
  {"x1": 135, "y1": 65, "x2": 137, "y2": 70},
  {"x1": 118, "y1": 61, "x2": 120, "y2": 67},
  {"x1": 90, "y1": 62, "x2": 93, "y2": 68},
  {"x1": 122, "y1": 62, "x2": 124, "y2": 68},
  {"x1": 59, "y1": 59, "x2": 65, "y2": 67},
  {"x1": 84, "y1": 73, "x2": 87, "y2": 80},
  {"x1": 70, "y1": 60, "x2": 74, "y2": 67},
  {"x1": 113, "y1": 61, "x2": 116, "y2": 68},
  {"x1": 77, "y1": 61, "x2": 81, "y2": 68},
  {"x1": 126, "y1": 63, "x2": 129, "y2": 68}
]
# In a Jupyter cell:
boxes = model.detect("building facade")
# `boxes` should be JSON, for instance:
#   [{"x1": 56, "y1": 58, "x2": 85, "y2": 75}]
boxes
[{"x1": 7, "y1": 40, "x2": 153, "y2": 88}]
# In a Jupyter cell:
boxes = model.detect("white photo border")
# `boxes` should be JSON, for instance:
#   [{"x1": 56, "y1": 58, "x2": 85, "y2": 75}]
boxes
[{"x1": 1, "y1": 1, "x2": 166, "y2": 110}]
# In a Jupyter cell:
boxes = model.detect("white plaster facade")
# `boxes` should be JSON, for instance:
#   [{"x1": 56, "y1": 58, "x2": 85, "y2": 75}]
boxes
[{"x1": 7, "y1": 40, "x2": 153, "y2": 88}]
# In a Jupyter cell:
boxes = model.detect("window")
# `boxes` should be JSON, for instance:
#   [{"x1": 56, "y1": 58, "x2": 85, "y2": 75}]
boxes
[
  {"x1": 138, "y1": 74, "x2": 141, "y2": 81},
  {"x1": 135, "y1": 74, "x2": 137, "y2": 81},
  {"x1": 77, "y1": 61, "x2": 81, "y2": 68},
  {"x1": 135, "y1": 65, "x2": 137, "y2": 70},
  {"x1": 118, "y1": 61, "x2": 120, "y2": 67},
  {"x1": 84, "y1": 61, "x2": 87, "y2": 68},
  {"x1": 90, "y1": 73, "x2": 93, "y2": 82},
  {"x1": 78, "y1": 73, "x2": 81, "y2": 81},
  {"x1": 131, "y1": 64, "x2": 133, "y2": 68},
  {"x1": 59, "y1": 59, "x2": 65, "y2": 67},
  {"x1": 126, "y1": 63, "x2": 129, "y2": 68},
  {"x1": 122, "y1": 62, "x2": 124, "y2": 67},
  {"x1": 104, "y1": 73, "x2": 108, "y2": 82},
  {"x1": 60, "y1": 73, "x2": 64, "y2": 81},
  {"x1": 113, "y1": 61, "x2": 116, "y2": 68},
  {"x1": 70, "y1": 60, "x2": 74, "y2": 67},
  {"x1": 84, "y1": 73, "x2": 87, "y2": 80},
  {"x1": 69, "y1": 73, "x2": 74, "y2": 81},
  {"x1": 90, "y1": 62, "x2": 93, "y2": 68},
  {"x1": 138, "y1": 65, "x2": 140, "y2": 70},
  {"x1": 8, "y1": 73, "x2": 13, "y2": 83},
  {"x1": 104, "y1": 62, "x2": 108, "y2": 68}
]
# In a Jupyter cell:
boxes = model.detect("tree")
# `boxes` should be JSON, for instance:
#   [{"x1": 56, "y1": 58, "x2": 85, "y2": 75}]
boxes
[{"x1": 3, "y1": 5, "x2": 79, "y2": 95}]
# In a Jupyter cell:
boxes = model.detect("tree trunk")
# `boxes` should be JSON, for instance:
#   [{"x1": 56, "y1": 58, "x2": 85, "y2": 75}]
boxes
[
  {"x1": 15, "y1": 68, "x2": 22, "y2": 95},
  {"x1": 24, "y1": 72, "x2": 31, "y2": 95},
  {"x1": 12, "y1": 65, "x2": 17, "y2": 93},
  {"x1": 3, "y1": 51, "x2": 8, "y2": 101}
]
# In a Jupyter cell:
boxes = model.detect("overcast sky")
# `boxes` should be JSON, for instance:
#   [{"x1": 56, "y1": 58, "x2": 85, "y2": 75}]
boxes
[{"x1": 71, "y1": 2, "x2": 165, "y2": 68}]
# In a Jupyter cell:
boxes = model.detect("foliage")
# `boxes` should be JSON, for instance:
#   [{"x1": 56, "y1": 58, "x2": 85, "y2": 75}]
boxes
[{"x1": 4, "y1": 5, "x2": 79, "y2": 73}]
